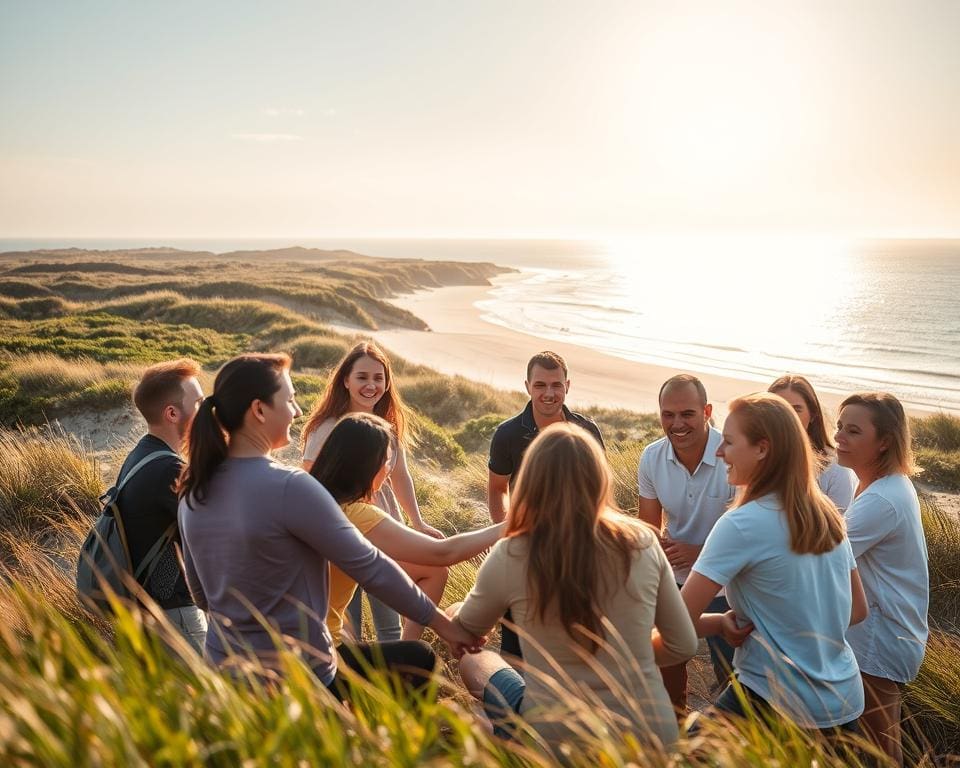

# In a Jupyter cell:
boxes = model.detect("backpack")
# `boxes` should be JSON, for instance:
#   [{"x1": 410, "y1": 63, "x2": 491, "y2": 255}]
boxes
[{"x1": 76, "y1": 449, "x2": 180, "y2": 614}]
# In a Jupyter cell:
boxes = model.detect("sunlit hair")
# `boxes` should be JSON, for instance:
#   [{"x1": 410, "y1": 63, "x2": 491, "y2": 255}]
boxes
[
  {"x1": 309, "y1": 413, "x2": 392, "y2": 506},
  {"x1": 729, "y1": 392, "x2": 844, "y2": 555},
  {"x1": 300, "y1": 341, "x2": 408, "y2": 449},
  {"x1": 505, "y1": 423, "x2": 653, "y2": 653},
  {"x1": 133, "y1": 357, "x2": 202, "y2": 425},
  {"x1": 526, "y1": 351, "x2": 568, "y2": 381},
  {"x1": 839, "y1": 391, "x2": 915, "y2": 477},
  {"x1": 178, "y1": 353, "x2": 291, "y2": 509},
  {"x1": 768, "y1": 374, "x2": 835, "y2": 457},
  {"x1": 659, "y1": 373, "x2": 707, "y2": 406}
]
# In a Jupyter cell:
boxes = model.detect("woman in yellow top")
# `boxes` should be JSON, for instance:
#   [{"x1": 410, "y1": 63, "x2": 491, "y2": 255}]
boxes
[
  {"x1": 448, "y1": 423, "x2": 699, "y2": 753},
  {"x1": 309, "y1": 413, "x2": 504, "y2": 646}
]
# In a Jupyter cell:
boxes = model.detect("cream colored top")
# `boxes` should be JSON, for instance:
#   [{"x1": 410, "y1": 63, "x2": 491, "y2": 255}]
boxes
[{"x1": 457, "y1": 523, "x2": 698, "y2": 749}]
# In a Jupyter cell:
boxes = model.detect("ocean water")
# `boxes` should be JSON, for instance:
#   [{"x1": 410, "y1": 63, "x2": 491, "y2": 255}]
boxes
[{"x1": 3, "y1": 236, "x2": 959, "y2": 413}]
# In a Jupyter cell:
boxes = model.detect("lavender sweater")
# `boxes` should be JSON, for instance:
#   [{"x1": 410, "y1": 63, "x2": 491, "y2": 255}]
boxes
[{"x1": 178, "y1": 457, "x2": 435, "y2": 684}]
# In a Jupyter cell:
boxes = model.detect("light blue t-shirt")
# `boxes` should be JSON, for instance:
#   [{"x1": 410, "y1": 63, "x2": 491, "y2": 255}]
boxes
[
  {"x1": 693, "y1": 494, "x2": 864, "y2": 728},
  {"x1": 844, "y1": 474, "x2": 928, "y2": 683}
]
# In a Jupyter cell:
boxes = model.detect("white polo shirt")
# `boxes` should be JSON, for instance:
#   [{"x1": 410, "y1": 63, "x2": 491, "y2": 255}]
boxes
[{"x1": 638, "y1": 426, "x2": 734, "y2": 583}]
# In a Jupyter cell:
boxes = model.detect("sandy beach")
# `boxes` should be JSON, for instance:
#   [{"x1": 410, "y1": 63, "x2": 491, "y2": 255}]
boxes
[{"x1": 361, "y1": 277, "x2": 856, "y2": 420}]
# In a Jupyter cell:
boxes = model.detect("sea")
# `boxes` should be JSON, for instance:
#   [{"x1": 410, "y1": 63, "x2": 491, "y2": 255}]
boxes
[{"x1": 3, "y1": 236, "x2": 959, "y2": 414}]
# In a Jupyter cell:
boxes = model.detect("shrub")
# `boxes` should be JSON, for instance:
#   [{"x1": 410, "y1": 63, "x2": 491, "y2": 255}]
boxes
[
  {"x1": 921, "y1": 493, "x2": 960, "y2": 628},
  {"x1": 913, "y1": 413, "x2": 960, "y2": 451},
  {"x1": 453, "y1": 413, "x2": 506, "y2": 453},
  {"x1": 399, "y1": 374, "x2": 524, "y2": 427},
  {"x1": 409, "y1": 413, "x2": 466, "y2": 469},
  {"x1": 916, "y1": 447, "x2": 960, "y2": 491},
  {"x1": 286, "y1": 335, "x2": 350, "y2": 372}
]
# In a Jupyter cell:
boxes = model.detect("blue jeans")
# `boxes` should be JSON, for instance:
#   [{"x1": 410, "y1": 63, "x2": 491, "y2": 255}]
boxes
[
  {"x1": 482, "y1": 667, "x2": 526, "y2": 740},
  {"x1": 164, "y1": 605, "x2": 207, "y2": 655},
  {"x1": 705, "y1": 593, "x2": 736, "y2": 688},
  {"x1": 714, "y1": 679, "x2": 861, "y2": 735},
  {"x1": 346, "y1": 588, "x2": 402, "y2": 642}
]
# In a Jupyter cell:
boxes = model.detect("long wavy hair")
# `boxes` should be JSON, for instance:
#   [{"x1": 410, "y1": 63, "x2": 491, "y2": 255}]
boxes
[
  {"x1": 730, "y1": 392, "x2": 844, "y2": 555},
  {"x1": 177, "y1": 353, "x2": 291, "y2": 508},
  {"x1": 768, "y1": 374, "x2": 835, "y2": 457},
  {"x1": 309, "y1": 413, "x2": 392, "y2": 505},
  {"x1": 505, "y1": 423, "x2": 653, "y2": 653},
  {"x1": 839, "y1": 391, "x2": 914, "y2": 477},
  {"x1": 300, "y1": 341, "x2": 407, "y2": 449}
]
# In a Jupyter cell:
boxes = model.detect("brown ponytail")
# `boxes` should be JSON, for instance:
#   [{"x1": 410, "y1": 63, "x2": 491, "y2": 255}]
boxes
[{"x1": 178, "y1": 353, "x2": 291, "y2": 508}]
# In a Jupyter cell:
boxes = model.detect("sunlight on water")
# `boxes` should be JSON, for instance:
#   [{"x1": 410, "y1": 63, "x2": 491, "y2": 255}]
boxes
[{"x1": 477, "y1": 236, "x2": 960, "y2": 413}]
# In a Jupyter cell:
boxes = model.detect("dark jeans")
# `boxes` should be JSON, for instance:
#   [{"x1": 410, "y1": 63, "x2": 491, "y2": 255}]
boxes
[
  {"x1": 499, "y1": 609, "x2": 523, "y2": 660},
  {"x1": 714, "y1": 679, "x2": 861, "y2": 736},
  {"x1": 327, "y1": 640, "x2": 436, "y2": 701},
  {"x1": 704, "y1": 593, "x2": 736, "y2": 688}
]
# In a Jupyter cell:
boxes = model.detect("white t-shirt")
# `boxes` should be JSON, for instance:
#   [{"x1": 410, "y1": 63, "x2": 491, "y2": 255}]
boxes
[
  {"x1": 693, "y1": 494, "x2": 864, "y2": 728},
  {"x1": 637, "y1": 427, "x2": 734, "y2": 583},
  {"x1": 818, "y1": 457, "x2": 857, "y2": 512},
  {"x1": 844, "y1": 474, "x2": 929, "y2": 682}
]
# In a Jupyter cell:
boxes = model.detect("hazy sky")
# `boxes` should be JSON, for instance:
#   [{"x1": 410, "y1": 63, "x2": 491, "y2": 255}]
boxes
[{"x1": 1, "y1": 0, "x2": 958, "y2": 238}]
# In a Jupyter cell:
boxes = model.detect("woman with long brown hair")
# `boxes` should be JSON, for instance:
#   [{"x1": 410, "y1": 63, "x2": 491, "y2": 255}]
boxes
[
  {"x1": 768, "y1": 374, "x2": 856, "y2": 511},
  {"x1": 177, "y1": 354, "x2": 481, "y2": 695},
  {"x1": 301, "y1": 340, "x2": 440, "y2": 642},
  {"x1": 681, "y1": 392, "x2": 867, "y2": 731},
  {"x1": 449, "y1": 423, "x2": 698, "y2": 750},
  {"x1": 836, "y1": 392, "x2": 928, "y2": 766}
]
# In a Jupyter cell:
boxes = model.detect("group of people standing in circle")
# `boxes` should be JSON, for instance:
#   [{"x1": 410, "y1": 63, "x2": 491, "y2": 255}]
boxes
[{"x1": 111, "y1": 339, "x2": 929, "y2": 765}]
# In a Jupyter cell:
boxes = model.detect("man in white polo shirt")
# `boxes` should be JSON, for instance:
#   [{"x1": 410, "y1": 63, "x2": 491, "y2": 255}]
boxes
[{"x1": 638, "y1": 374, "x2": 735, "y2": 712}]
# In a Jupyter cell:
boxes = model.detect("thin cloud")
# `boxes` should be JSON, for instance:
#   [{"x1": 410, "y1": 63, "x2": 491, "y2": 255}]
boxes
[
  {"x1": 263, "y1": 107, "x2": 305, "y2": 117},
  {"x1": 231, "y1": 133, "x2": 303, "y2": 143}
]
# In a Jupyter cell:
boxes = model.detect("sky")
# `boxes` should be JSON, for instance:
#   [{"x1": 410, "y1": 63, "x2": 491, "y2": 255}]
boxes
[{"x1": 1, "y1": 0, "x2": 958, "y2": 239}]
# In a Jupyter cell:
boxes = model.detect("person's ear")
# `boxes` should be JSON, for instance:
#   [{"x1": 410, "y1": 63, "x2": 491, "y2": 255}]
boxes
[
  {"x1": 564, "y1": 379, "x2": 570, "y2": 393},
  {"x1": 704, "y1": 403, "x2": 713, "y2": 421},
  {"x1": 251, "y1": 399, "x2": 267, "y2": 424},
  {"x1": 756, "y1": 438, "x2": 770, "y2": 460},
  {"x1": 524, "y1": 380, "x2": 532, "y2": 396},
  {"x1": 163, "y1": 403, "x2": 179, "y2": 424}
]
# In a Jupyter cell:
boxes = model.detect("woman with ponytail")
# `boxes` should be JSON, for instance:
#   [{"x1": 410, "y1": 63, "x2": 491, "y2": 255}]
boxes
[
  {"x1": 448, "y1": 423, "x2": 698, "y2": 750},
  {"x1": 301, "y1": 341, "x2": 439, "y2": 643},
  {"x1": 177, "y1": 354, "x2": 482, "y2": 696},
  {"x1": 681, "y1": 392, "x2": 867, "y2": 731}
]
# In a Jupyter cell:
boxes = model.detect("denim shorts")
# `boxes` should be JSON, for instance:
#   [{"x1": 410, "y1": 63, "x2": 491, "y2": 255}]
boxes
[{"x1": 482, "y1": 667, "x2": 526, "y2": 739}]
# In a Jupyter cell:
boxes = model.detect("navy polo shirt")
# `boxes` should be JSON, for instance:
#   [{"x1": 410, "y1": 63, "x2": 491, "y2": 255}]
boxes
[{"x1": 488, "y1": 401, "x2": 604, "y2": 485}]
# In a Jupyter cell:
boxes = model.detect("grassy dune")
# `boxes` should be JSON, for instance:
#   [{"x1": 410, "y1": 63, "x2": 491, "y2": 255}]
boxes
[{"x1": 1, "y1": 251, "x2": 959, "y2": 765}]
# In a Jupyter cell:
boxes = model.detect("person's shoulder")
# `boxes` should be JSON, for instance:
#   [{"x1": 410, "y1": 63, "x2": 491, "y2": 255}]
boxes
[
  {"x1": 122, "y1": 435, "x2": 182, "y2": 480},
  {"x1": 493, "y1": 408, "x2": 526, "y2": 433},
  {"x1": 568, "y1": 409, "x2": 602, "y2": 434},
  {"x1": 639, "y1": 434, "x2": 670, "y2": 460},
  {"x1": 863, "y1": 474, "x2": 917, "y2": 513}
]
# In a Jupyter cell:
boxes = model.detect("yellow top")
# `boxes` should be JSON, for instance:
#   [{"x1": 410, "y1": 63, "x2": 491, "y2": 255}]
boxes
[{"x1": 327, "y1": 501, "x2": 389, "y2": 644}]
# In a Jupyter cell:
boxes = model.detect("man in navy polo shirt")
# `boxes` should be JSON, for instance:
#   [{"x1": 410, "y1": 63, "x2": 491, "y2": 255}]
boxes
[{"x1": 487, "y1": 351, "x2": 604, "y2": 658}]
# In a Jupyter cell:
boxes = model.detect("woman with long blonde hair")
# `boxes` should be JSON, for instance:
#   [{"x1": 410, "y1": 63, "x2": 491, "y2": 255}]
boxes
[
  {"x1": 450, "y1": 423, "x2": 698, "y2": 750},
  {"x1": 836, "y1": 392, "x2": 928, "y2": 766},
  {"x1": 681, "y1": 392, "x2": 867, "y2": 731},
  {"x1": 768, "y1": 374, "x2": 856, "y2": 510},
  {"x1": 301, "y1": 341, "x2": 440, "y2": 642}
]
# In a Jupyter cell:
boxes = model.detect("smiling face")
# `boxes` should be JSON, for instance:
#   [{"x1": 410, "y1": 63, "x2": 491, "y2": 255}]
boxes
[
  {"x1": 659, "y1": 382, "x2": 712, "y2": 455},
  {"x1": 259, "y1": 370, "x2": 302, "y2": 449},
  {"x1": 716, "y1": 410, "x2": 768, "y2": 487},
  {"x1": 344, "y1": 355, "x2": 387, "y2": 413},
  {"x1": 525, "y1": 364, "x2": 569, "y2": 421},
  {"x1": 835, "y1": 404, "x2": 888, "y2": 477}
]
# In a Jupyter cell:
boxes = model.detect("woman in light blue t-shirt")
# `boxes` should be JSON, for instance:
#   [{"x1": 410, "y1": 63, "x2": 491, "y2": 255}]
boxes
[
  {"x1": 836, "y1": 392, "x2": 928, "y2": 767},
  {"x1": 678, "y1": 392, "x2": 868, "y2": 731}
]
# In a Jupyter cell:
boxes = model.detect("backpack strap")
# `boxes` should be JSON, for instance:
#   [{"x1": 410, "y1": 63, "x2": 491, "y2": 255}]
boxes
[
  {"x1": 133, "y1": 521, "x2": 178, "y2": 583},
  {"x1": 117, "y1": 450, "x2": 180, "y2": 492},
  {"x1": 114, "y1": 449, "x2": 180, "y2": 589}
]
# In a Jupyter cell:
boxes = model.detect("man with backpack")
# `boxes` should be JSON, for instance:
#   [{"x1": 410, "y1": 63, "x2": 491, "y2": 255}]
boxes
[{"x1": 106, "y1": 358, "x2": 205, "y2": 650}]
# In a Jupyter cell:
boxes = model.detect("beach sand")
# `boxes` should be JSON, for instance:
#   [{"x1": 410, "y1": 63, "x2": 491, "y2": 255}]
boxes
[{"x1": 362, "y1": 279, "x2": 851, "y2": 420}]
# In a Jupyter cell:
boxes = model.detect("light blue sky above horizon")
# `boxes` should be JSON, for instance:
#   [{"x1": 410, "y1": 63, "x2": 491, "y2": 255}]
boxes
[{"x1": 1, "y1": 0, "x2": 958, "y2": 238}]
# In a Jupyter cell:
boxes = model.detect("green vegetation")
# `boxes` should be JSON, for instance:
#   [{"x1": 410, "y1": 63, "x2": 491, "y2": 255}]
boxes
[{"x1": 0, "y1": 250, "x2": 958, "y2": 764}]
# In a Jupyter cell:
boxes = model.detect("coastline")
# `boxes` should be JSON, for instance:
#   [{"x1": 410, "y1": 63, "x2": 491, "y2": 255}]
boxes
[{"x1": 350, "y1": 277, "x2": 855, "y2": 419}]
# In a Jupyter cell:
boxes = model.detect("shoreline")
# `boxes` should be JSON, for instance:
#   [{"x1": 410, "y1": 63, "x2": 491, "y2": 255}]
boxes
[
  {"x1": 338, "y1": 279, "x2": 836, "y2": 419},
  {"x1": 335, "y1": 277, "x2": 938, "y2": 421}
]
